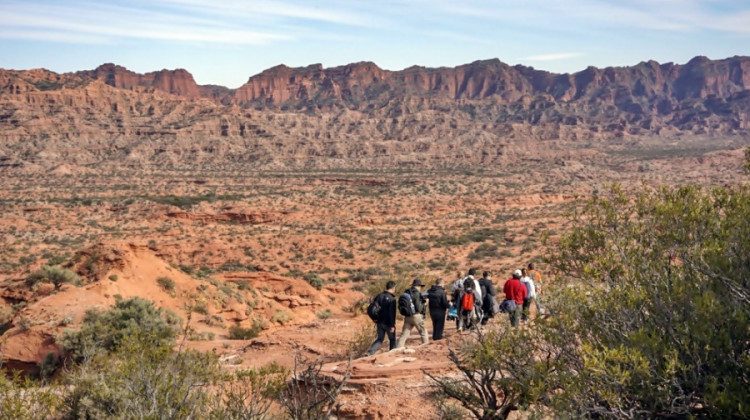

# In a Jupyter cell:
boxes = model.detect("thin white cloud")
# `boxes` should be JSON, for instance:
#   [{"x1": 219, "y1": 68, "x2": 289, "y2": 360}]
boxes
[
  {"x1": 152, "y1": 0, "x2": 377, "y2": 27},
  {"x1": 520, "y1": 53, "x2": 584, "y2": 61},
  {"x1": 0, "y1": 28, "x2": 113, "y2": 44},
  {"x1": 0, "y1": 0, "x2": 369, "y2": 45},
  {"x1": 1, "y1": 0, "x2": 748, "y2": 52},
  {"x1": 425, "y1": 0, "x2": 750, "y2": 35}
]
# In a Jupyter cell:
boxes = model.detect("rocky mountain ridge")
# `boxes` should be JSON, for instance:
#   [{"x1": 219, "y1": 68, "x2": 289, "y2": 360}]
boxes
[{"x1": 1, "y1": 56, "x2": 749, "y2": 170}]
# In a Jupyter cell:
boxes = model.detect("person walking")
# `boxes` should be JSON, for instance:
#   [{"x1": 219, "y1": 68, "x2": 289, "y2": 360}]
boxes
[
  {"x1": 396, "y1": 279, "x2": 429, "y2": 348},
  {"x1": 427, "y1": 279, "x2": 451, "y2": 340},
  {"x1": 527, "y1": 263, "x2": 545, "y2": 315},
  {"x1": 366, "y1": 281, "x2": 398, "y2": 355},
  {"x1": 463, "y1": 268, "x2": 482, "y2": 302},
  {"x1": 503, "y1": 269, "x2": 527, "y2": 327},
  {"x1": 457, "y1": 277, "x2": 483, "y2": 331},
  {"x1": 450, "y1": 271, "x2": 465, "y2": 330},
  {"x1": 478, "y1": 271, "x2": 497, "y2": 325},
  {"x1": 520, "y1": 268, "x2": 536, "y2": 323}
]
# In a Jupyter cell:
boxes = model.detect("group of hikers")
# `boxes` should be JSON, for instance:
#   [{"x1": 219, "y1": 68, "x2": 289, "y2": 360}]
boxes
[{"x1": 366, "y1": 264, "x2": 544, "y2": 356}]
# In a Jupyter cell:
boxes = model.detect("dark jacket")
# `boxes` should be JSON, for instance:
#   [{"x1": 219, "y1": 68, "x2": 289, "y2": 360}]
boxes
[
  {"x1": 375, "y1": 291, "x2": 397, "y2": 328},
  {"x1": 427, "y1": 285, "x2": 450, "y2": 313},
  {"x1": 478, "y1": 277, "x2": 496, "y2": 311},
  {"x1": 408, "y1": 287, "x2": 427, "y2": 315},
  {"x1": 478, "y1": 277, "x2": 496, "y2": 298}
]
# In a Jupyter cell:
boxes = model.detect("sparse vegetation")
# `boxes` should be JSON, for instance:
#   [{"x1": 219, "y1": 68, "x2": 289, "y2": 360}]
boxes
[
  {"x1": 26, "y1": 265, "x2": 81, "y2": 290},
  {"x1": 316, "y1": 309, "x2": 333, "y2": 319},
  {"x1": 156, "y1": 276, "x2": 176, "y2": 291},
  {"x1": 278, "y1": 353, "x2": 351, "y2": 420},
  {"x1": 1, "y1": 147, "x2": 746, "y2": 419},
  {"x1": 59, "y1": 297, "x2": 181, "y2": 362},
  {"x1": 228, "y1": 322, "x2": 262, "y2": 340},
  {"x1": 271, "y1": 310, "x2": 294, "y2": 325}
]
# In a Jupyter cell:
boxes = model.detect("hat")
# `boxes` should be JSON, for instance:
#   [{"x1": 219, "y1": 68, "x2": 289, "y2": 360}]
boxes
[
  {"x1": 512, "y1": 269, "x2": 522, "y2": 278},
  {"x1": 411, "y1": 278, "x2": 423, "y2": 287}
]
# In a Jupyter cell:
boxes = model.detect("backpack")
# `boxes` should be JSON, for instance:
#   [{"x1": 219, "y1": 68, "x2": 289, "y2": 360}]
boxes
[
  {"x1": 461, "y1": 292, "x2": 475, "y2": 311},
  {"x1": 367, "y1": 295, "x2": 382, "y2": 322},
  {"x1": 398, "y1": 291, "x2": 415, "y2": 317},
  {"x1": 447, "y1": 304, "x2": 458, "y2": 320},
  {"x1": 524, "y1": 281, "x2": 532, "y2": 297}
]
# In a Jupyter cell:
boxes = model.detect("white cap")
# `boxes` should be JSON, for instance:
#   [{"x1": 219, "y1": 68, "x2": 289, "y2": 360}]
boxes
[{"x1": 513, "y1": 269, "x2": 522, "y2": 278}]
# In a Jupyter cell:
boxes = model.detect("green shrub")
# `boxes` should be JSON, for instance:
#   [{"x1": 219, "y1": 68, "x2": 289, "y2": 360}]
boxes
[
  {"x1": 156, "y1": 276, "x2": 176, "y2": 291},
  {"x1": 270, "y1": 311, "x2": 293, "y2": 326},
  {"x1": 26, "y1": 265, "x2": 81, "y2": 289},
  {"x1": 189, "y1": 331, "x2": 215, "y2": 341},
  {"x1": 0, "y1": 371, "x2": 62, "y2": 419},
  {"x1": 303, "y1": 272, "x2": 325, "y2": 290},
  {"x1": 427, "y1": 326, "x2": 548, "y2": 419},
  {"x1": 316, "y1": 309, "x2": 333, "y2": 320},
  {"x1": 59, "y1": 297, "x2": 181, "y2": 362},
  {"x1": 343, "y1": 325, "x2": 373, "y2": 359},
  {"x1": 63, "y1": 332, "x2": 218, "y2": 419},
  {"x1": 467, "y1": 243, "x2": 500, "y2": 260},
  {"x1": 228, "y1": 323, "x2": 262, "y2": 340},
  {"x1": 432, "y1": 184, "x2": 750, "y2": 419},
  {"x1": 37, "y1": 352, "x2": 59, "y2": 382},
  {"x1": 209, "y1": 364, "x2": 287, "y2": 419},
  {"x1": 192, "y1": 302, "x2": 209, "y2": 315},
  {"x1": 544, "y1": 184, "x2": 750, "y2": 417}
]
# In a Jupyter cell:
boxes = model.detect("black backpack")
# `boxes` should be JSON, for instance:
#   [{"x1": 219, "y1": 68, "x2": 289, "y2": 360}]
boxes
[
  {"x1": 367, "y1": 294, "x2": 383, "y2": 322},
  {"x1": 398, "y1": 291, "x2": 415, "y2": 317}
]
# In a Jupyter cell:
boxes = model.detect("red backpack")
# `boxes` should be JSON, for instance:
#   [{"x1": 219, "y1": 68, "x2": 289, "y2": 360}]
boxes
[{"x1": 461, "y1": 292, "x2": 475, "y2": 311}]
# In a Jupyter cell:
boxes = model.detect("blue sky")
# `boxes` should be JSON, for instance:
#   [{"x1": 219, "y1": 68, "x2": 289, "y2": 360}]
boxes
[{"x1": 1, "y1": 0, "x2": 749, "y2": 88}]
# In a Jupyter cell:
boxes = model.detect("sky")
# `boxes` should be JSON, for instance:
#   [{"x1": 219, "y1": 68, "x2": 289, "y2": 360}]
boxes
[{"x1": 1, "y1": 0, "x2": 749, "y2": 88}]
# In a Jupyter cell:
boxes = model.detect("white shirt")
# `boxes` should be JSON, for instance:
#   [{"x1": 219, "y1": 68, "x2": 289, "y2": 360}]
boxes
[{"x1": 521, "y1": 276, "x2": 536, "y2": 299}]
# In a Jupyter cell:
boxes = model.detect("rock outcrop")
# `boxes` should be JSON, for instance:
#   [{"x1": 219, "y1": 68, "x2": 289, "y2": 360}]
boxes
[
  {"x1": 1, "y1": 56, "x2": 749, "y2": 171},
  {"x1": 76, "y1": 63, "x2": 202, "y2": 98}
]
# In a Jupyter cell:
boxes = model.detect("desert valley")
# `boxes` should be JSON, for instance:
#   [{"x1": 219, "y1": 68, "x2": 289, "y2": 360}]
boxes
[{"x1": 0, "y1": 56, "x2": 748, "y2": 419}]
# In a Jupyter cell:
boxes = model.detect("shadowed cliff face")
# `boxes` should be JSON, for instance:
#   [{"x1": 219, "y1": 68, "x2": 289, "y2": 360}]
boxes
[{"x1": 0, "y1": 56, "x2": 749, "y2": 170}]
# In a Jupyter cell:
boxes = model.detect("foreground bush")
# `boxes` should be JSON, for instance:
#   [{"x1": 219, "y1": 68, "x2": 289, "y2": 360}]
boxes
[
  {"x1": 428, "y1": 327, "x2": 559, "y2": 419},
  {"x1": 64, "y1": 331, "x2": 290, "y2": 419},
  {"x1": 433, "y1": 184, "x2": 749, "y2": 418},
  {"x1": 64, "y1": 333, "x2": 217, "y2": 419},
  {"x1": 547, "y1": 184, "x2": 749, "y2": 417},
  {"x1": 0, "y1": 371, "x2": 61, "y2": 420}
]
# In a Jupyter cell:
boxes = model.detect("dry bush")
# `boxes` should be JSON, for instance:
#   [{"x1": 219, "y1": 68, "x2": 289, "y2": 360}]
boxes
[{"x1": 277, "y1": 353, "x2": 351, "y2": 420}]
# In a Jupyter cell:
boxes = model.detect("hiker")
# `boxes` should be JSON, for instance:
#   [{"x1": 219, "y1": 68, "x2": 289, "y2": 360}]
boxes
[
  {"x1": 527, "y1": 263, "x2": 545, "y2": 315},
  {"x1": 427, "y1": 278, "x2": 451, "y2": 340},
  {"x1": 454, "y1": 268, "x2": 481, "y2": 303},
  {"x1": 520, "y1": 268, "x2": 536, "y2": 322},
  {"x1": 503, "y1": 269, "x2": 527, "y2": 327},
  {"x1": 450, "y1": 271, "x2": 465, "y2": 329},
  {"x1": 457, "y1": 277, "x2": 483, "y2": 331},
  {"x1": 478, "y1": 271, "x2": 498, "y2": 325},
  {"x1": 396, "y1": 279, "x2": 429, "y2": 348},
  {"x1": 366, "y1": 281, "x2": 397, "y2": 355}
]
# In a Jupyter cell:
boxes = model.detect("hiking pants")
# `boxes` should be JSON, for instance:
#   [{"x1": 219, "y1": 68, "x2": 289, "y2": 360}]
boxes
[
  {"x1": 430, "y1": 309, "x2": 446, "y2": 340},
  {"x1": 522, "y1": 298, "x2": 533, "y2": 321},
  {"x1": 367, "y1": 323, "x2": 396, "y2": 355},
  {"x1": 509, "y1": 304, "x2": 522, "y2": 327},
  {"x1": 396, "y1": 314, "x2": 428, "y2": 348},
  {"x1": 458, "y1": 309, "x2": 474, "y2": 331},
  {"x1": 535, "y1": 295, "x2": 544, "y2": 314}
]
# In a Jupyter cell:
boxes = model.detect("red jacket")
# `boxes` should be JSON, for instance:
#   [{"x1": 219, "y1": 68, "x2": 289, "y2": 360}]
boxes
[{"x1": 503, "y1": 278, "x2": 527, "y2": 305}]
